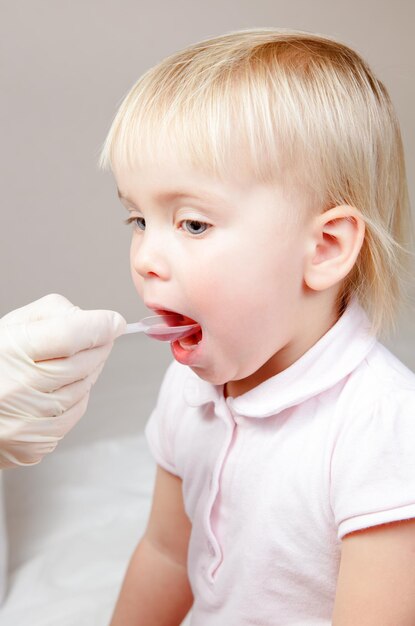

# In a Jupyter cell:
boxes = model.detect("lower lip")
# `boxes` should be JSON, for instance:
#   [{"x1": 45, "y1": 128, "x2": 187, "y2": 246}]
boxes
[{"x1": 171, "y1": 337, "x2": 202, "y2": 365}]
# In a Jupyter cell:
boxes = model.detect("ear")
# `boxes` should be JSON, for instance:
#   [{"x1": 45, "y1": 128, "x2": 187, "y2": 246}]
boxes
[{"x1": 304, "y1": 205, "x2": 365, "y2": 292}]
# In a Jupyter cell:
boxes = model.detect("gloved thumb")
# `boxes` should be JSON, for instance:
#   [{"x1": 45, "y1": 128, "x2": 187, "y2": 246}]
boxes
[{"x1": 21, "y1": 308, "x2": 127, "y2": 362}]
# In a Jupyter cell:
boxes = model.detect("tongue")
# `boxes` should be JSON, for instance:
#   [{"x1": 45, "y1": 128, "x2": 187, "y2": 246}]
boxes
[{"x1": 178, "y1": 327, "x2": 203, "y2": 346}]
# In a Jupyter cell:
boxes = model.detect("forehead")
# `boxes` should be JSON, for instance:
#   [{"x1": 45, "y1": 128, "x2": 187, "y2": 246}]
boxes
[
  {"x1": 114, "y1": 156, "x2": 315, "y2": 222},
  {"x1": 113, "y1": 155, "x2": 259, "y2": 206}
]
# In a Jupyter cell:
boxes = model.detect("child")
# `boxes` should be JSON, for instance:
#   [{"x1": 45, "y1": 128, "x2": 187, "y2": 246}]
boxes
[{"x1": 100, "y1": 28, "x2": 415, "y2": 625}]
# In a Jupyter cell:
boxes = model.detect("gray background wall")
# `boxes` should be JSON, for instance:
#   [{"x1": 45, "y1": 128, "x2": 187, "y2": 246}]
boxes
[{"x1": 1, "y1": 0, "x2": 414, "y2": 447}]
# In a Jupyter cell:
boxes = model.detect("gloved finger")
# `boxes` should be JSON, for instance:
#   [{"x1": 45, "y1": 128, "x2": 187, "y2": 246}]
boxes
[
  {"x1": 0, "y1": 293, "x2": 73, "y2": 326},
  {"x1": 0, "y1": 439, "x2": 59, "y2": 468},
  {"x1": 0, "y1": 391, "x2": 91, "y2": 467},
  {"x1": 24, "y1": 389, "x2": 91, "y2": 437},
  {"x1": 3, "y1": 357, "x2": 107, "y2": 418},
  {"x1": 36, "y1": 359, "x2": 107, "y2": 417},
  {"x1": 32, "y1": 341, "x2": 113, "y2": 392},
  {"x1": 9, "y1": 308, "x2": 126, "y2": 362}
]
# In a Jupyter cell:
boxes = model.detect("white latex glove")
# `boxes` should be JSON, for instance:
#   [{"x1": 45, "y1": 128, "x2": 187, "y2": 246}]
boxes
[{"x1": 0, "y1": 294, "x2": 126, "y2": 468}]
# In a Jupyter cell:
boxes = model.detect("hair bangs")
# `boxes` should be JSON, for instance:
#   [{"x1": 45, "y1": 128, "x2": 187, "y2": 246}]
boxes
[{"x1": 99, "y1": 48, "x2": 296, "y2": 186}]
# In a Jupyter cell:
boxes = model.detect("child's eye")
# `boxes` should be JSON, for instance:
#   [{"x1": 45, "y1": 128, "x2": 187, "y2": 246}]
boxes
[
  {"x1": 181, "y1": 220, "x2": 210, "y2": 235},
  {"x1": 123, "y1": 216, "x2": 146, "y2": 230}
]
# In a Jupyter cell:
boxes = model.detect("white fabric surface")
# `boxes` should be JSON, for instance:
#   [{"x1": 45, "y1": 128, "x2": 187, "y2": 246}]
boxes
[
  {"x1": 0, "y1": 434, "x2": 192, "y2": 625},
  {"x1": 0, "y1": 472, "x2": 7, "y2": 603}
]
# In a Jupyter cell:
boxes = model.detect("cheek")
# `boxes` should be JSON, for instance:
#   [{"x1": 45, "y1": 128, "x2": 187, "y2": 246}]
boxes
[
  {"x1": 130, "y1": 268, "x2": 142, "y2": 296},
  {"x1": 129, "y1": 247, "x2": 143, "y2": 297},
  {"x1": 212, "y1": 247, "x2": 298, "y2": 308},
  {"x1": 194, "y1": 245, "x2": 303, "y2": 343}
]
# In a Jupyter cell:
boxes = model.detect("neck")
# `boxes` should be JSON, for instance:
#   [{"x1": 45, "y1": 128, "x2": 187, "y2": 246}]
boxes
[{"x1": 225, "y1": 289, "x2": 341, "y2": 398}]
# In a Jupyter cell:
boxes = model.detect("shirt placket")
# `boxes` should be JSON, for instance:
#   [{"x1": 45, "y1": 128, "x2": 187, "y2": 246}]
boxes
[{"x1": 202, "y1": 395, "x2": 239, "y2": 585}]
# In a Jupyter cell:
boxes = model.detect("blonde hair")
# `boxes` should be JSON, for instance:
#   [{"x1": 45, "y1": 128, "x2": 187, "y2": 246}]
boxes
[{"x1": 99, "y1": 27, "x2": 413, "y2": 337}]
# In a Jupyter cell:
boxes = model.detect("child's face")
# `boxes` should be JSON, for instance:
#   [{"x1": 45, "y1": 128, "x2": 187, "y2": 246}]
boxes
[{"x1": 115, "y1": 156, "x2": 317, "y2": 396}]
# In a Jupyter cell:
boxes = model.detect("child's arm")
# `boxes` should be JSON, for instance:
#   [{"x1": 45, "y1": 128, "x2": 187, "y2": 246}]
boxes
[
  {"x1": 332, "y1": 519, "x2": 415, "y2": 625},
  {"x1": 109, "y1": 465, "x2": 193, "y2": 626}
]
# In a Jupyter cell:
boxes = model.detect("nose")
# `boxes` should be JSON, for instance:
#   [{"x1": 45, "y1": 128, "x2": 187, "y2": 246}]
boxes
[{"x1": 131, "y1": 229, "x2": 171, "y2": 280}]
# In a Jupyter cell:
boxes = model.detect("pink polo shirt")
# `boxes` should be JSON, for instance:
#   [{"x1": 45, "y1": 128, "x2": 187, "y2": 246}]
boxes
[{"x1": 145, "y1": 298, "x2": 415, "y2": 625}]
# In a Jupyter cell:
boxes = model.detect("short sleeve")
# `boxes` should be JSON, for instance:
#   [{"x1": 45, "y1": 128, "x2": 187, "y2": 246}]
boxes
[
  {"x1": 144, "y1": 361, "x2": 186, "y2": 477},
  {"x1": 331, "y1": 389, "x2": 415, "y2": 539}
]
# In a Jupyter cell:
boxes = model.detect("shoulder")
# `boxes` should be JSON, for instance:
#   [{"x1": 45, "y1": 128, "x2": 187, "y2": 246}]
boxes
[
  {"x1": 365, "y1": 341, "x2": 415, "y2": 392},
  {"x1": 159, "y1": 359, "x2": 192, "y2": 391},
  {"x1": 331, "y1": 341, "x2": 415, "y2": 450},
  {"x1": 336, "y1": 340, "x2": 415, "y2": 418},
  {"x1": 146, "y1": 361, "x2": 193, "y2": 437},
  {"x1": 145, "y1": 362, "x2": 219, "y2": 477},
  {"x1": 150, "y1": 361, "x2": 213, "y2": 433},
  {"x1": 330, "y1": 342, "x2": 415, "y2": 539},
  {"x1": 145, "y1": 362, "x2": 198, "y2": 476},
  {"x1": 156, "y1": 360, "x2": 197, "y2": 406}
]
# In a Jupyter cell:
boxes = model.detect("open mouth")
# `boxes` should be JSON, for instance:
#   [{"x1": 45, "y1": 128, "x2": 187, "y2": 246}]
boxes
[
  {"x1": 155, "y1": 308, "x2": 203, "y2": 348},
  {"x1": 175, "y1": 327, "x2": 203, "y2": 349}
]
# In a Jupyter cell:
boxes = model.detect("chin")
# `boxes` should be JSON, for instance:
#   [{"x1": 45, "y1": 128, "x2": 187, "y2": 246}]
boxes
[
  {"x1": 191, "y1": 360, "x2": 256, "y2": 389},
  {"x1": 189, "y1": 364, "x2": 230, "y2": 386}
]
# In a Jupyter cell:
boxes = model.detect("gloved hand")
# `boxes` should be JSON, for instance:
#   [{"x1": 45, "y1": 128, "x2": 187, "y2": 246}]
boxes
[{"x1": 0, "y1": 294, "x2": 126, "y2": 468}]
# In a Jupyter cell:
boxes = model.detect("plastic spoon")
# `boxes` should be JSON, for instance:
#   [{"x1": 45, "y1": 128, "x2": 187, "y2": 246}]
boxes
[{"x1": 123, "y1": 314, "x2": 200, "y2": 342}]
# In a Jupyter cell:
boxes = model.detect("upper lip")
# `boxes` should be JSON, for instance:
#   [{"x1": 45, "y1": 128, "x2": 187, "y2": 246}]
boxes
[{"x1": 145, "y1": 303, "x2": 176, "y2": 315}]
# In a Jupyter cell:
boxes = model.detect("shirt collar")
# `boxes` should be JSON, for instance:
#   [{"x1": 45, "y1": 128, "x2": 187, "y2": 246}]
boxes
[{"x1": 183, "y1": 297, "x2": 377, "y2": 418}]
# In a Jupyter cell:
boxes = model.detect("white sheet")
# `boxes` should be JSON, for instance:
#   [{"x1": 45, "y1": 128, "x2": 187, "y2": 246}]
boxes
[
  {"x1": 0, "y1": 435, "x2": 191, "y2": 625},
  {"x1": 0, "y1": 472, "x2": 7, "y2": 604}
]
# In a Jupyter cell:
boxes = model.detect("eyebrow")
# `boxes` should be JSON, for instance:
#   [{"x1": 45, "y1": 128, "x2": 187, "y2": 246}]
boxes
[
  {"x1": 117, "y1": 189, "x2": 138, "y2": 208},
  {"x1": 117, "y1": 188, "x2": 228, "y2": 207}
]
